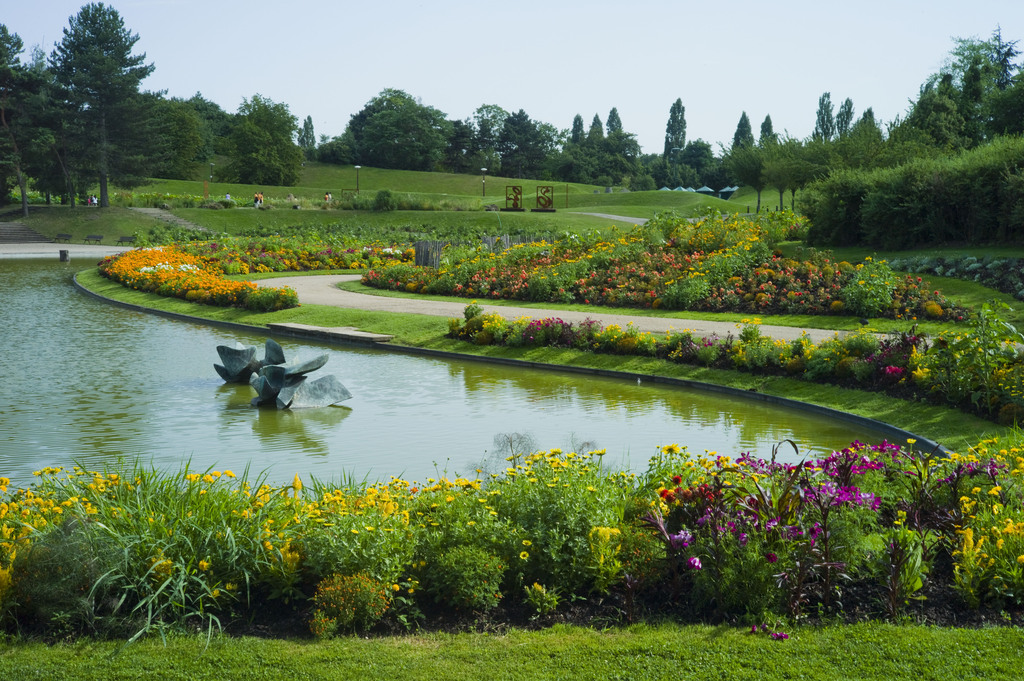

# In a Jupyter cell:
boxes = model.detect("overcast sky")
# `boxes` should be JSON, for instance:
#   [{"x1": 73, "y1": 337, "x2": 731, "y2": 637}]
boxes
[{"x1": 8, "y1": 1, "x2": 1024, "y2": 155}]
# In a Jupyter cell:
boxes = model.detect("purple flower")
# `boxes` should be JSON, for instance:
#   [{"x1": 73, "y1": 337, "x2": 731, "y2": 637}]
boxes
[
  {"x1": 687, "y1": 557, "x2": 702, "y2": 570},
  {"x1": 765, "y1": 552, "x2": 778, "y2": 563},
  {"x1": 770, "y1": 632, "x2": 789, "y2": 640},
  {"x1": 668, "y1": 530, "x2": 693, "y2": 550}
]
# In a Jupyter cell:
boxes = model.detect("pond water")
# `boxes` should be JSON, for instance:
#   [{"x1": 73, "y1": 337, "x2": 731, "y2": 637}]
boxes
[{"x1": 0, "y1": 258, "x2": 891, "y2": 488}]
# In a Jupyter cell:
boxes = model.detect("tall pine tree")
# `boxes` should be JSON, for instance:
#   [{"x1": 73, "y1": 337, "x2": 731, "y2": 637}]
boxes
[
  {"x1": 732, "y1": 111, "x2": 754, "y2": 149},
  {"x1": 570, "y1": 114, "x2": 585, "y2": 144},
  {"x1": 49, "y1": 3, "x2": 154, "y2": 206},
  {"x1": 606, "y1": 107, "x2": 622, "y2": 135},
  {"x1": 758, "y1": 114, "x2": 776, "y2": 146}
]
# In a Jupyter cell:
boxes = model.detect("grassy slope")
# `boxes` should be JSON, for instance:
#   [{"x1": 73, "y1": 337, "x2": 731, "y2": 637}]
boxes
[
  {"x1": 1, "y1": 206, "x2": 168, "y2": 242},
  {"x1": 143, "y1": 162, "x2": 754, "y2": 214}
]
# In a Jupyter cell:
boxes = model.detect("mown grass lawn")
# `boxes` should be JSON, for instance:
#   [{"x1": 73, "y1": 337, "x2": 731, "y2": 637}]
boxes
[{"x1": 2, "y1": 623, "x2": 1022, "y2": 680}]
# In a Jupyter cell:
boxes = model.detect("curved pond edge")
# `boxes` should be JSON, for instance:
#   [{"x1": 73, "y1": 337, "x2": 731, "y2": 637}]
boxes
[{"x1": 73, "y1": 272, "x2": 949, "y2": 456}]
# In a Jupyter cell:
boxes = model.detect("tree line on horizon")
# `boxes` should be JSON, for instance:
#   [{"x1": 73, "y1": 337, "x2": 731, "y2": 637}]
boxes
[{"x1": 1, "y1": 4, "x2": 1022, "y2": 215}]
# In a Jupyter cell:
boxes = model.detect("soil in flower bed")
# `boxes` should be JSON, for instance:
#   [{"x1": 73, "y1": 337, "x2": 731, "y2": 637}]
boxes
[{"x1": 220, "y1": 578, "x2": 1024, "y2": 640}]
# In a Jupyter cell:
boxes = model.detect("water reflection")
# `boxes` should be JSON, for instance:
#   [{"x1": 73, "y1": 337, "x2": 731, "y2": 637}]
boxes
[{"x1": 0, "y1": 258, "x2": 891, "y2": 488}]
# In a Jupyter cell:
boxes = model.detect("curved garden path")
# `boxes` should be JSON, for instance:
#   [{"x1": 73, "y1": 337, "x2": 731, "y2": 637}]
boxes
[{"x1": 256, "y1": 273, "x2": 850, "y2": 344}]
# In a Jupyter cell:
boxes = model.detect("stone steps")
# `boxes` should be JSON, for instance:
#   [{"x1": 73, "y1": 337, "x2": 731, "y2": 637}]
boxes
[{"x1": 0, "y1": 221, "x2": 52, "y2": 244}]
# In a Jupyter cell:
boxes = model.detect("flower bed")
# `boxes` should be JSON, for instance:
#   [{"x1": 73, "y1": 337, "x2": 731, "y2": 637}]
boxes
[
  {"x1": 448, "y1": 302, "x2": 1024, "y2": 424},
  {"x1": 98, "y1": 246, "x2": 298, "y2": 312},
  {"x1": 363, "y1": 212, "x2": 968, "y2": 322},
  {"x1": 2, "y1": 436, "x2": 1023, "y2": 640},
  {"x1": 174, "y1": 236, "x2": 414, "y2": 274}
]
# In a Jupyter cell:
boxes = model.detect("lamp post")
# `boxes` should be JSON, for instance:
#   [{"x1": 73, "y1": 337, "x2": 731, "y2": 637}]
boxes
[
  {"x1": 209, "y1": 162, "x2": 214, "y2": 182},
  {"x1": 354, "y1": 165, "x2": 360, "y2": 193},
  {"x1": 481, "y1": 167, "x2": 487, "y2": 197}
]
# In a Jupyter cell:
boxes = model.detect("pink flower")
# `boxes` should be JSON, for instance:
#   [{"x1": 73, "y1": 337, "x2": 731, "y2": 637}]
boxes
[{"x1": 688, "y1": 557, "x2": 702, "y2": 570}]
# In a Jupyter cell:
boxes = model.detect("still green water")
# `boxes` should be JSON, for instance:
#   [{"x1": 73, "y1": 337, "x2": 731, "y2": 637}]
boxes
[{"x1": 0, "y1": 258, "x2": 890, "y2": 487}]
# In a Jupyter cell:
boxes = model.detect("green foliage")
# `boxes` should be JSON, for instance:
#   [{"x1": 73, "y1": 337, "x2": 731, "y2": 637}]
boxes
[
  {"x1": 347, "y1": 88, "x2": 452, "y2": 172},
  {"x1": 805, "y1": 136, "x2": 1024, "y2": 248},
  {"x1": 663, "y1": 276, "x2": 711, "y2": 310},
  {"x1": 243, "y1": 284, "x2": 298, "y2": 312},
  {"x1": 663, "y1": 98, "x2": 686, "y2": 158},
  {"x1": 48, "y1": 3, "x2": 156, "y2": 203},
  {"x1": 309, "y1": 572, "x2": 391, "y2": 636},
  {"x1": 227, "y1": 94, "x2": 303, "y2": 186},
  {"x1": 887, "y1": 254, "x2": 1024, "y2": 304},
  {"x1": 523, "y1": 582, "x2": 560, "y2": 616},
  {"x1": 488, "y1": 450, "x2": 630, "y2": 594},
  {"x1": 9, "y1": 518, "x2": 123, "y2": 637},
  {"x1": 839, "y1": 260, "x2": 898, "y2": 317},
  {"x1": 813, "y1": 92, "x2": 836, "y2": 142},
  {"x1": 732, "y1": 111, "x2": 754, "y2": 149},
  {"x1": 915, "y1": 301, "x2": 1024, "y2": 418},
  {"x1": 373, "y1": 188, "x2": 397, "y2": 212},
  {"x1": 427, "y1": 545, "x2": 505, "y2": 612},
  {"x1": 874, "y1": 526, "x2": 929, "y2": 618}
]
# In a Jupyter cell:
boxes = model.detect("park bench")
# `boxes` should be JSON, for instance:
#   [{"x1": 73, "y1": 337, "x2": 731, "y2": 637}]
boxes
[
  {"x1": 84, "y1": 235, "x2": 103, "y2": 244},
  {"x1": 117, "y1": 235, "x2": 137, "y2": 245},
  {"x1": 55, "y1": 233, "x2": 71, "y2": 243}
]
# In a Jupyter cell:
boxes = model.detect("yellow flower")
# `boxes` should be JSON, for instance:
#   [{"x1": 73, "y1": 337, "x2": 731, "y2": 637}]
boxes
[
  {"x1": 520, "y1": 551, "x2": 529, "y2": 560},
  {"x1": 199, "y1": 559, "x2": 210, "y2": 571},
  {"x1": 293, "y1": 474, "x2": 303, "y2": 492}
]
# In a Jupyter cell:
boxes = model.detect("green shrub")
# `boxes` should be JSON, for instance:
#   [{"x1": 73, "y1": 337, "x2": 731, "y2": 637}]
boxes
[
  {"x1": 663, "y1": 276, "x2": 710, "y2": 310},
  {"x1": 427, "y1": 545, "x2": 505, "y2": 612},
  {"x1": 243, "y1": 285, "x2": 299, "y2": 312},
  {"x1": 839, "y1": 260, "x2": 897, "y2": 317},
  {"x1": 309, "y1": 572, "x2": 391, "y2": 636},
  {"x1": 373, "y1": 189, "x2": 397, "y2": 212}
]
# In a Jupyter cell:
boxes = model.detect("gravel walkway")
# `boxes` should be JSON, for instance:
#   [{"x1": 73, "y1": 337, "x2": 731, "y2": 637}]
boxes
[{"x1": 257, "y1": 274, "x2": 851, "y2": 344}]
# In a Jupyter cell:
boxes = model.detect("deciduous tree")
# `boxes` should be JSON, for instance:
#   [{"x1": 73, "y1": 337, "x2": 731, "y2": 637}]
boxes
[
  {"x1": 812, "y1": 92, "x2": 835, "y2": 142},
  {"x1": 297, "y1": 115, "x2": 316, "y2": 159},
  {"x1": 227, "y1": 93, "x2": 303, "y2": 185},
  {"x1": 835, "y1": 98, "x2": 855, "y2": 139},
  {"x1": 663, "y1": 98, "x2": 686, "y2": 159}
]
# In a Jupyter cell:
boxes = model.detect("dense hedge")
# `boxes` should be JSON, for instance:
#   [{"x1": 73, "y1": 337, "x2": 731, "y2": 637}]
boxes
[{"x1": 803, "y1": 137, "x2": 1024, "y2": 249}]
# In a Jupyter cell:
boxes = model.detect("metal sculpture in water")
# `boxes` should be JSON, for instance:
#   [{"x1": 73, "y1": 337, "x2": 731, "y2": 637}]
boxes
[{"x1": 214, "y1": 339, "x2": 352, "y2": 409}]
